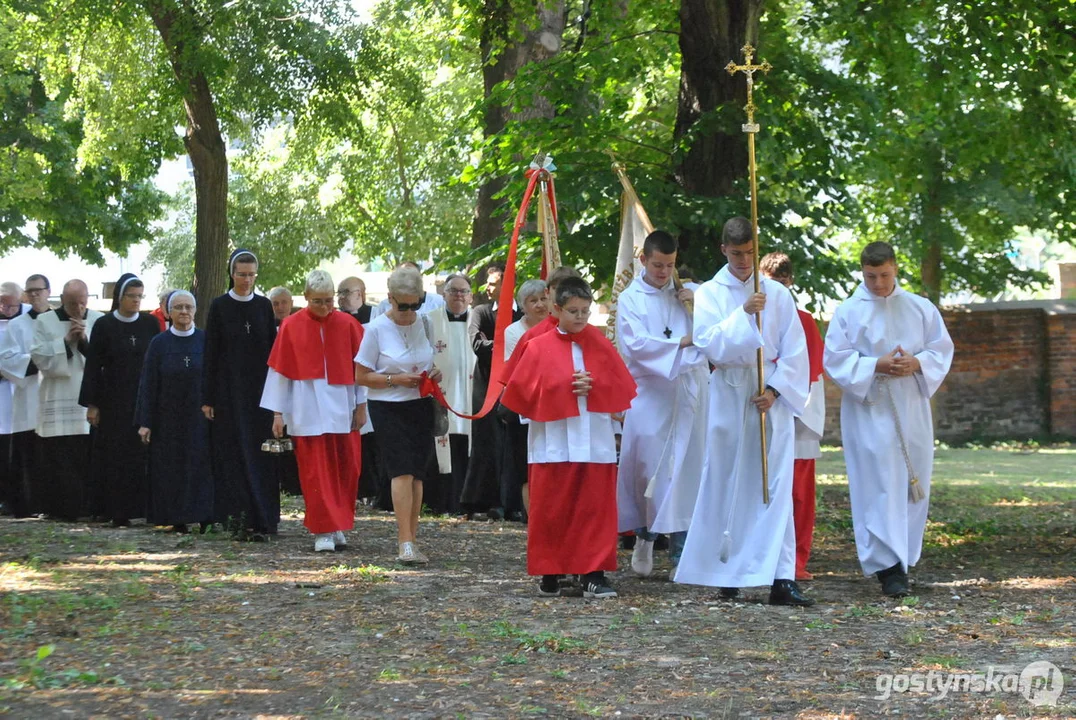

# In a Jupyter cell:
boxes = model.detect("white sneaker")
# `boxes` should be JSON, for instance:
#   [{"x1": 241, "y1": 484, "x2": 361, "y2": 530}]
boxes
[
  {"x1": 631, "y1": 538, "x2": 655, "y2": 577},
  {"x1": 411, "y1": 544, "x2": 429, "y2": 564},
  {"x1": 314, "y1": 534, "x2": 336, "y2": 552},
  {"x1": 332, "y1": 531, "x2": 347, "y2": 548},
  {"x1": 397, "y1": 541, "x2": 418, "y2": 564}
]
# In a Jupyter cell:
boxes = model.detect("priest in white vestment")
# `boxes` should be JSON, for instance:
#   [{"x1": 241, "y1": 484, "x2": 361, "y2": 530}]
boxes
[
  {"x1": 425, "y1": 273, "x2": 476, "y2": 514},
  {"x1": 824, "y1": 241, "x2": 953, "y2": 597},
  {"x1": 30, "y1": 280, "x2": 103, "y2": 519},
  {"x1": 615, "y1": 231, "x2": 708, "y2": 577},
  {"x1": 0, "y1": 274, "x2": 50, "y2": 517},
  {"x1": 0, "y1": 281, "x2": 31, "y2": 517},
  {"x1": 674, "y1": 217, "x2": 814, "y2": 606}
]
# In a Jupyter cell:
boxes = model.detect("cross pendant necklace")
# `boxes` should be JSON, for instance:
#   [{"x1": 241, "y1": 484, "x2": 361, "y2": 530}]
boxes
[
  {"x1": 183, "y1": 356, "x2": 191, "y2": 368},
  {"x1": 129, "y1": 335, "x2": 137, "y2": 347},
  {"x1": 663, "y1": 327, "x2": 672, "y2": 339},
  {"x1": 244, "y1": 321, "x2": 252, "y2": 334}
]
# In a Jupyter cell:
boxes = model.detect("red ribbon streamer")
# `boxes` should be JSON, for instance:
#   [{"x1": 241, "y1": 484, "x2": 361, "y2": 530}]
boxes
[{"x1": 420, "y1": 167, "x2": 554, "y2": 420}]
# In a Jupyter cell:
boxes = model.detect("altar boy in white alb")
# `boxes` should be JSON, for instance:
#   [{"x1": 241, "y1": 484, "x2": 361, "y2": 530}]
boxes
[
  {"x1": 615, "y1": 230, "x2": 708, "y2": 577},
  {"x1": 673, "y1": 217, "x2": 814, "y2": 606},
  {"x1": 824, "y1": 241, "x2": 953, "y2": 598}
]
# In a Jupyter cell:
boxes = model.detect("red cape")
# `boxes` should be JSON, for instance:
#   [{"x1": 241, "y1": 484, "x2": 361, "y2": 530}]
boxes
[
  {"x1": 500, "y1": 314, "x2": 559, "y2": 387},
  {"x1": 268, "y1": 308, "x2": 363, "y2": 385},
  {"x1": 798, "y1": 309, "x2": 823, "y2": 383},
  {"x1": 501, "y1": 324, "x2": 636, "y2": 422}
]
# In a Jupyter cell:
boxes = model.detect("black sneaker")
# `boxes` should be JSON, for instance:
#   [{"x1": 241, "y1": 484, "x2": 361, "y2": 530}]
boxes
[
  {"x1": 582, "y1": 573, "x2": 618, "y2": 599},
  {"x1": 539, "y1": 575, "x2": 562, "y2": 597},
  {"x1": 877, "y1": 563, "x2": 910, "y2": 598}
]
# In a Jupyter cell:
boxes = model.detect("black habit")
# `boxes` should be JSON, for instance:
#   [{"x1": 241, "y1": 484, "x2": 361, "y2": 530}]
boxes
[
  {"x1": 78, "y1": 311, "x2": 159, "y2": 522},
  {"x1": 202, "y1": 293, "x2": 278, "y2": 534},
  {"x1": 136, "y1": 329, "x2": 214, "y2": 526},
  {"x1": 460, "y1": 302, "x2": 520, "y2": 513}
]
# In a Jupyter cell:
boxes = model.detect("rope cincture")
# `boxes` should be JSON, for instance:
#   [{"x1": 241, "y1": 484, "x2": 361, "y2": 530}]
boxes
[{"x1": 871, "y1": 375, "x2": 926, "y2": 504}]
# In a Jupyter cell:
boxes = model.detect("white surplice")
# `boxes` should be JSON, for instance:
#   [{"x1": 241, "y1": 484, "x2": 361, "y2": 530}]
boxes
[
  {"x1": 30, "y1": 309, "x2": 103, "y2": 437},
  {"x1": 674, "y1": 267, "x2": 809, "y2": 588},
  {"x1": 795, "y1": 374, "x2": 826, "y2": 460},
  {"x1": 259, "y1": 369, "x2": 362, "y2": 437},
  {"x1": 426, "y1": 307, "x2": 475, "y2": 472},
  {"x1": 823, "y1": 283, "x2": 953, "y2": 576},
  {"x1": 0, "y1": 312, "x2": 43, "y2": 434},
  {"x1": 525, "y1": 337, "x2": 618, "y2": 465},
  {"x1": 615, "y1": 273, "x2": 709, "y2": 535},
  {"x1": 0, "y1": 306, "x2": 29, "y2": 435}
]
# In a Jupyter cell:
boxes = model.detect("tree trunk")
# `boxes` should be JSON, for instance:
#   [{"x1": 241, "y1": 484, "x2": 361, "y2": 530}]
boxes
[
  {"x1": 674, "y1": 0, "x2": 763, "y2": 246},
  {"x1": 144, "y1": 1, "x2": 229, "y2": 327},
  {"x1": 470, "y1": 0, "x2": 565, "y2": 251}
]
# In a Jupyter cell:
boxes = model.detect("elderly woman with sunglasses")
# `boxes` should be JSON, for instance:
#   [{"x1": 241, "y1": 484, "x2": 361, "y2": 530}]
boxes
[{"x1": 355, "y1": 266, "x2": 443, "y2": 564}]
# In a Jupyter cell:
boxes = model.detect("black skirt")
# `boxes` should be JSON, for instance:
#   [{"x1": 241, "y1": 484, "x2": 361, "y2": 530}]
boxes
[{"x1": 368, "y1": 399, "x2": 435, "y2": 481}]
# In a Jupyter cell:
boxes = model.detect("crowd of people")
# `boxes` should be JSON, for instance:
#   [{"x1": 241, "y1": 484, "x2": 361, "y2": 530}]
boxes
[{"x1": 0, "y1": 220, "x2": 954, "y2": 603}]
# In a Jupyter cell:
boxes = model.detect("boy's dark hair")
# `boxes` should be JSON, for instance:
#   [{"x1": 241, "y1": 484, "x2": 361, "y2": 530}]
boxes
[
  {"x1": 547, "y1": 265, "x2": 582, "y2": 293},
  {"x1": 860, "y1": 242, "x2": 896, "y2": 267},
  {"x1": 642, "y1": 230, "x2": 678, "y2": 257},
  {"x1": 554, "y1": 276, "x2": 593, "y2": 307},
  {"x1": 721, "y1": 217, "x2": 753, "y2": 246},
  {"x1": 485, "y1": 261, "x2": 506, "y2": 275},
  {"x1": 759, "y1": 252, "x2": 793, "y2": 279}
]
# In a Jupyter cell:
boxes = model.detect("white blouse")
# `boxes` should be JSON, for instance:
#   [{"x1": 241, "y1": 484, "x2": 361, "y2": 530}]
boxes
[{"x1": 354, "y1": 313, "x2": 435, "y2": 402}]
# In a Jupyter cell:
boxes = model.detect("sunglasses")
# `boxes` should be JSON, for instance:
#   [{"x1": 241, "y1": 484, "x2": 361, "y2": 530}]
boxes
[{"x1": 395, "y1": 301, "x2": 423, "y2": 312}]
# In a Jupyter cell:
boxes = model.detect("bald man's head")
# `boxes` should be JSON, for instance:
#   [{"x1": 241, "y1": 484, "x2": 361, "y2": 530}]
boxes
[
  {"x1": 61, "y1": 279, "x2": 89, "y2": 318},
  {"x1": 337, "y1": 276, "x2": 366, "y2": 313}
]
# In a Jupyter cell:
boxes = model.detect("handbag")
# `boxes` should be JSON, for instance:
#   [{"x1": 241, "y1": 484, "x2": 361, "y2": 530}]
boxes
[{"x1": 420, "y1": 314, "x2": 451, "y2": 437}]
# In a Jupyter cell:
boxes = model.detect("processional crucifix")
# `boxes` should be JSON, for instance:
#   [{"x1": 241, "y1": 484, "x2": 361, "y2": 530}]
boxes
[{"x1": 726, "y1": 44, "x2": 773, "y2": 505}]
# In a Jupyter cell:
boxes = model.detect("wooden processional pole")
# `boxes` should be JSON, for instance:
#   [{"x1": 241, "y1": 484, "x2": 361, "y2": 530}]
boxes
[{"x1": 726, "y1": 44, "x2": 773, "y2": 505}]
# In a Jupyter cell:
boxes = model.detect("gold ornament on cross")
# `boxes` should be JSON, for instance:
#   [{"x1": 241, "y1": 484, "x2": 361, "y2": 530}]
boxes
[{"x1": 725, "y1": 44, "x2": 772, "y2": 134}]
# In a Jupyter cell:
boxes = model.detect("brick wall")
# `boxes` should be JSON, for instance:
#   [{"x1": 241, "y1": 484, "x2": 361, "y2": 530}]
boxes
[{"x1": 820, "y1": 300, "x2": 1076, "y2": 443}]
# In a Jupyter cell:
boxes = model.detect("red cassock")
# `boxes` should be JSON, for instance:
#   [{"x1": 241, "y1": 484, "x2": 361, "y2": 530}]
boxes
[
  {"x1": 502, "y1": 325, "x2": 637, "y2": 576},
  {"x1": 268, "y1": 309, "x2": 364, "y2": 534},
  {"x1": 793, "y1": 309, "x2": 824, "y2": 577}
]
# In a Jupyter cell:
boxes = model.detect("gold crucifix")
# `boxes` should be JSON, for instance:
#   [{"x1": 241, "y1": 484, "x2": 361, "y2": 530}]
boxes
[
  {"x1": 725, "y1": 44, "x2": 772, "y2": 134},
  {"x1": 726, "y1": 43, "x2": 773, "y2": 506}
]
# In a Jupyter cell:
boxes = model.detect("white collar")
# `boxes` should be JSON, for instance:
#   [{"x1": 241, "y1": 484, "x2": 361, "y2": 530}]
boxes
[
  {"x1": 636, "y1": 271, "x2": 673, "y2": 294},
  {"x1": 113, "y1": 310, "x2": 139, "y2": 323},
  {"x1": 170, "y1": 325, "x2": 196, "y2": 337},
  {"x1": 854, "y1": 283, "x2": 907, "y2": 301},
  {"x1": 229, "y1": 289, "x2": 255, "y2": 302},
  {"x1": 716, "y1": 265, "x2": 755, "y2": 288}
]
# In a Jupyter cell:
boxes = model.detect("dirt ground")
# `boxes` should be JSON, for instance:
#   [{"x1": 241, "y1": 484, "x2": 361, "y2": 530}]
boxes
[{"x1": 1, "y1": 445, "x2": 1073, "y2": 719}]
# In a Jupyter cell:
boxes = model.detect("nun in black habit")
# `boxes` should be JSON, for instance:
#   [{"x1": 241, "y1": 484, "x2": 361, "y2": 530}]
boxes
[
  {"x1": 78, "y1": 273, "x2": 160, "y2": 525},
  {"x1": 202, "y1": 250, "x2": 279, "y2": 538},
  {"x1": 135, "y1": 290, "x2": 213, "y2": 531}
]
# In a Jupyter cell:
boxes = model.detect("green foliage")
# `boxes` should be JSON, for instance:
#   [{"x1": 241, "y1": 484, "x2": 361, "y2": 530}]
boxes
[
  {"x1": 0, "y1": 10, "x2": 165, "y2": 261},
  {"x1": 807, "y1": 0, "x2": 1076, "y2": 299}
]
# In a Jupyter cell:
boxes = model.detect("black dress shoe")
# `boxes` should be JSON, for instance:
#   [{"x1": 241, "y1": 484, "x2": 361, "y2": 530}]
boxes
[
  {"x1": 769, "y1": 579, "x2": 816, "y2": 606},
  {"x1": 877, "y1": 563, "x2": 910, "y2": 598},
  {"x1": 719, "y1": 587, "x2": 740, "y2": 600}
]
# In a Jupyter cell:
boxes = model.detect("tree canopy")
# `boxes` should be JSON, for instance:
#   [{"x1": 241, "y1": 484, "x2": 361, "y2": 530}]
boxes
[{"x1": 2, "y1": 0, "x2": 1072, "y2": 306}]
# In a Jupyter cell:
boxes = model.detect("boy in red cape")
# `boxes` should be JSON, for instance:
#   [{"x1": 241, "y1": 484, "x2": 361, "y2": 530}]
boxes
[
  {"x1": 260, "y1": 270, "x2": 366, "y2": 553},
  {"x1": 501, "y1": 277, "x2": 636, "y2": 598}
]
